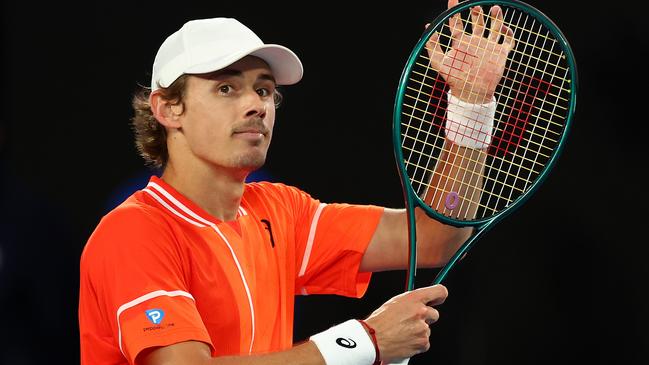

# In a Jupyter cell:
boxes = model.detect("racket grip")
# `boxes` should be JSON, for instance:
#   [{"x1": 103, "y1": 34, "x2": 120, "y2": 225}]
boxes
[{"x1": 387, "y1": 358, "x2": 410, "y2": 365}]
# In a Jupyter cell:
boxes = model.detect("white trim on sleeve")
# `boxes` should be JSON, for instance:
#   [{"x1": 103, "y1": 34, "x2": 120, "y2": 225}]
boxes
[
  {"x1": 116, "y1": 290, "x2": 195, "y2": 356},
  {"x1": 298, "y1": 203, "x2": 327, "y2": 278}
]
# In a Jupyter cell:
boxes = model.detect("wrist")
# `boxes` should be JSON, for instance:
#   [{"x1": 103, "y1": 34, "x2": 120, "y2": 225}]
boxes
[
  {"x1": 445, "y1": 89, "x2": 496, "y2": 149},
  {"x1": 452, "y1": 89, "x2": 494, "y2": 104},
  {"x1": 310, "y1": 319, "x2": 377, "y2": 365},
  {"x1": 358, "y1": 319, "x2": 381, "y2": 365}
]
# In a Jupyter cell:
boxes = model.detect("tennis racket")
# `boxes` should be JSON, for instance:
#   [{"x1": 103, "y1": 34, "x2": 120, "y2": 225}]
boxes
[{"x1": 391, "y1": 0, "x2": 576, "y2": 363}]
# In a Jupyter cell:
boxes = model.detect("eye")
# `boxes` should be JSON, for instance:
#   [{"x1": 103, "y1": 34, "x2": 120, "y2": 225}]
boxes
[
  {"x1": 256, "y1": 87, "x2": 271, "y2": 97},
  {"x1": 218, "y1": 84, "x2": 234, "y2": 94}
]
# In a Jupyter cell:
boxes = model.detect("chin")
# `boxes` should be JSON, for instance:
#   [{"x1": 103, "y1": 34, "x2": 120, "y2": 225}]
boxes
[{"x1": 235, "y1": 153, "x2": 266, "y2": 171}]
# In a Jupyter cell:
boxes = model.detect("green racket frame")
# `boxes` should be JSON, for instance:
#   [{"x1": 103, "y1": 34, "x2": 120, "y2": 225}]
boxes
[{"x1": 392, "y1": 0, "x2": 578, "y2": 290}]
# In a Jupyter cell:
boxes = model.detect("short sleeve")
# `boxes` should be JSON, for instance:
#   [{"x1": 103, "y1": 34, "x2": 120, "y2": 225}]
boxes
[
  {"x1": 79, "y1": 203, "x2": 213, "y2": 364},
  {"x1": 294, "y1": 201, "x2": 384, "y2": 297}
]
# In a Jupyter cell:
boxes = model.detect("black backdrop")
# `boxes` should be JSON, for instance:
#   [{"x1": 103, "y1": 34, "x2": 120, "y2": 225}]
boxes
[{"x1": 2, "y1": 1, "x2": 648, "y2": 364}]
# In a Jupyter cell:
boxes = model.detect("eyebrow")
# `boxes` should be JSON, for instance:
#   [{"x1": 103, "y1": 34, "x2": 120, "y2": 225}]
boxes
[{"x1": 210, "y1": 69, "x2": 276, "y2": 85}]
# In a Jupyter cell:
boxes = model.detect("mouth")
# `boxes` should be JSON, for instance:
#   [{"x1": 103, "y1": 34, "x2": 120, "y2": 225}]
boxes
[
  {"x1": 232, "y1": 126, "x2": 269, "y2": 143},
  {"x1": 232, "y1": 119, "x2": 269, "y2": 140},
  {"x1": 233, "y1": 129, "x2": 266, "y2": 141},
  {"x1": 233, "y1": 128, "x2": 267, "y2": 136}
]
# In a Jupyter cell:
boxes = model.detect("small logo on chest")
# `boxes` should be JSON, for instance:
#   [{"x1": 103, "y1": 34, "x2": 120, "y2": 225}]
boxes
[{"x1": 260, "y1": 219, "x2": 276, "y2": 248}]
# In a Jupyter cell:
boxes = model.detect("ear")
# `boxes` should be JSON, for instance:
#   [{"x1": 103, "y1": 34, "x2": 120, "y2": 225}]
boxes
[{"x1": 150, "y1": 90, "x2": 183, "y2": 129}]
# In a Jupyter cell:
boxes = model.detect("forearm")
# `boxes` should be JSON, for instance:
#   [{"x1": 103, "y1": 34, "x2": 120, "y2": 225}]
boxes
[
  {"x1": 361, "y1": 206, "x2": 471, "y2": 271},
  {"x1": 139, "y1": 340, "x2": 325, "y2": 365},
  {"x1": 424, "y1": 140, "x2": 487, "y2": 220},
  {"x1": 213, "y1": 342, "x2": 324, "y2": 365},
  {"x1": 362, "y1": 117, "x2": 489, "y2": 272},
  {"x1": 414, "y1": 141, "x2": 486, "y2": 266},
  {"x1": 414, "y1": 208, "x2": 472, "y2": 268}
]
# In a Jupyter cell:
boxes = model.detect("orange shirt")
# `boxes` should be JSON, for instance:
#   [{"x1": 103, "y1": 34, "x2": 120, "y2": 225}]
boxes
[{"x1": 79, "y1": 176, "x2": 383, "y2": 364}]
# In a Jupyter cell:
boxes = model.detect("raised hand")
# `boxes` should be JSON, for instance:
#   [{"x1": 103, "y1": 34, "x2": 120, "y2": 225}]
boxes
[{"x1": 426, "y1": 0, "x2": 516, "y2": 104}]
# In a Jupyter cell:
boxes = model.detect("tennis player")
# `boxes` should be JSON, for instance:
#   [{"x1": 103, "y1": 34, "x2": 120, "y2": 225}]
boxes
[{"x1": 79, "y1": 1, "x2": 507, "y2": 363}]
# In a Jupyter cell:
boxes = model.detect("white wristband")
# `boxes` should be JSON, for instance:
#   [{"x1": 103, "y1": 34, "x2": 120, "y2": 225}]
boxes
[
  {"x1": 445, "y1": 89, "x2": 497, "y2": 149},
  {"x1": 310, "y1": 319, "x2": 376, "y2": 365}
]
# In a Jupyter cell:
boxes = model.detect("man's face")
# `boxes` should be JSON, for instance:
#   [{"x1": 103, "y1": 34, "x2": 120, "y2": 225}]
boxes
[{"x1": 175, "y1": 56, "x2": 277, "y2": 174}]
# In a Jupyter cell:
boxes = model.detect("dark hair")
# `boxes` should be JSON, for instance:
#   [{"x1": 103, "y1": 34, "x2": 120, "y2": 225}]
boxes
[{"x1": 130, "y1": 75, "x2": 284, "y2": 169}]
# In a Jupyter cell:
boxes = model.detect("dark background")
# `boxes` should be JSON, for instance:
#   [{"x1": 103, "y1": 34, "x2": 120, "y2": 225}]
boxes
[{"x1": 1, "y1": 1, "x2": 647, "y2": 364}]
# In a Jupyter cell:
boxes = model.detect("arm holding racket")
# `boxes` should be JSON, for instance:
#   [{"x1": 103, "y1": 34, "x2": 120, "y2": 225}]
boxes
[
  {"x1": 138, "y1": 285, "x2": 449, "y2": 365},
  {"x1": 423, "y1": 1, "x2": 515, "y2": 216},
  {"x1": 409, "y1": 0, "x2": 516, "y2": 265},
  {"x1": 361, "y1": 0, "x2": 515, "y2": 286},
  {"x1": 367, "y1": 2, "x2": 517, "y2": 364},
  {"x1": 361, "y1": 0, "x2": 515, "y2": 272},
  {"x1": 383, "y1": 0, "x2": 577, "y2": 362}
]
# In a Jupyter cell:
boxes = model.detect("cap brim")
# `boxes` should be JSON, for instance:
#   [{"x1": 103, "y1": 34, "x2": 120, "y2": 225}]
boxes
[{"x1": 185, "y1": 44, "x2": 303, "y2": 86}]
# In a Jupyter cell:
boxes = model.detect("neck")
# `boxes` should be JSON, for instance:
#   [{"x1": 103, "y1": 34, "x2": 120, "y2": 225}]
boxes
[{"x1": 161, "y1": 159, "x2": 247, "y2": 221}]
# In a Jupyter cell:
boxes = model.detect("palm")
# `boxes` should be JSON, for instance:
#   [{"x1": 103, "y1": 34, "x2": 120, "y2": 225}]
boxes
[{"x1": 426, "y1": 4, "x2": 515, "y2": 104}]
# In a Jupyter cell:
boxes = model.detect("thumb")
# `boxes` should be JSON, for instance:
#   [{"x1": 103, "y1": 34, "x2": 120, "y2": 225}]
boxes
[
  {"x1": 414, "y1": 284, "x2": 448, "y2": 306},
  {"x1": 425, "y1": 32, "x2": 444, "y2": 69}
]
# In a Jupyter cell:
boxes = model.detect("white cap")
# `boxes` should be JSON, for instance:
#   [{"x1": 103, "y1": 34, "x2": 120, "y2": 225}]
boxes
[{"x1": 151, "y1": 17, "x2": 303, "y2": 91}]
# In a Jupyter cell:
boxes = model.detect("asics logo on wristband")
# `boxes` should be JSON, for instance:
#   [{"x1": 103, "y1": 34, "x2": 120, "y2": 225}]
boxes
[
  {"x1": 310, "y1": 320, "x2": 374, "y2": 364},
  {"x1": 335, "y1": 337, "x2": 357, "y2": 348}
]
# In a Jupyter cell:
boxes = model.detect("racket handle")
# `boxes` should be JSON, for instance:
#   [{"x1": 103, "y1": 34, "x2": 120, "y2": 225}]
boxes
[{"x1": 387, "y1": 358, "x2": 410, "y2": 364}]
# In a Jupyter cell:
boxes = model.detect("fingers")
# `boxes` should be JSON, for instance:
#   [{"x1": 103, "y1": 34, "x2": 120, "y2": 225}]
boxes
[
  {"x1": 470, "y1": 6, "x2": 485, "y2": 37},
  {"x1": 488, "y1": 5, "x2": 504, "y2": 42},
  {"x1": 449, "y1": 12, "x2": 464, "y2": 44},
  {"x1": 425, "y1": 32, "x2": 444, "y2": 68},
  {"x1": 501, "y1": 23, "x2": 516, "y2": 50},
  {"x1": 446, "y1": 0, "x2": 462, "y2": 42},
  {"x1": 427, "y1": 307, "x2": 440, "y2": 326},
  {"x1": 426, "y1": 285, "x2": 448, "y2": 306},
  {"x1": 412, "y1": 284, "x2": 448, "y2": 306},
  {"x1": 487, "y1": 5, "x2": 516, "y2": 51}
]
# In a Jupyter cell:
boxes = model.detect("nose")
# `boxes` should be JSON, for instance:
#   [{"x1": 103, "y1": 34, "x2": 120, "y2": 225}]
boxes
[{"x1": 243, "y1": 90, "x2": 267, "y2": 119}]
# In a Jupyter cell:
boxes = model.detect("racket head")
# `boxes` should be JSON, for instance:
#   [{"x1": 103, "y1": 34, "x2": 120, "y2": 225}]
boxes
[{"x1": 393, "y1": 0, "x2": 577, "y2": 229}]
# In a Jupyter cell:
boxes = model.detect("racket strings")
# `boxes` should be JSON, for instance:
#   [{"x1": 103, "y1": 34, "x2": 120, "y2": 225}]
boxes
[
  {"x1": 430, "y1": 17, "x2": 496, "y2": 216},
  {"x1": 403, "y1": 98, "x2": 550, "y2": 208},
  {"x1": 486, "y1": 8, "x2": 567, "y2": 215},
  {"x1": 404, "y1": 10, "x2": 558, "y2": 191},
  {"x1": 410, "y1": 175, "x2": 517, "y2": 214},
  {"x1": 486, "y1": 9, "x2": 570, "y2": 210},
  {"x1": 443, "y1": 10, "x2": 569, "y2": 66},
  {"x1": 400, "y1": 5, "x2": 571, "y2": 221},
  {"x1": 417, "y1": 18, "x2": 572, "y2": 100},
  {"x1": 402, "y1": 91, "x2": 560, "y2": 153},
  {"x1": 417, "y1": 49, "x2": 571, "y2": 94},
  {"x1": 402, "y1": 150, "x2": 529, "y2": 196},
  {"x1": 410, "y1": 13, "x2": 570, "y2": 133},
  {"x1": 471, "y1": 8, "x2": 560, "y2": 215},
  {"x1": 483, "y1": 11, "x2": 542, "y2": 212},
  {"x1": 400, "y1": 118, "x2": 547, "y2": 176},
  {"x1": 411, "y1": 64, "x2": 571, "y2": 111},
  {"x1": 411, "y1": 7, "x2": 498, "y2": 218}
]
